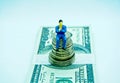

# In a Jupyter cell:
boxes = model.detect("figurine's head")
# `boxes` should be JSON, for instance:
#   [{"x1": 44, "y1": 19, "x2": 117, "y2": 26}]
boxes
[{"x1": 59, "y1": 19, "x2": 63, "y2": 26}]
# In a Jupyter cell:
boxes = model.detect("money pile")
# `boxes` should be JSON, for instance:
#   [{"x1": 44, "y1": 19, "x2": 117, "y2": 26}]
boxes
[
  {"x1": 49, "y1": 32, "x2": 75, "y2": 66},
  {"x1": 27, "y1": 27, "x2": 96, "y2": 83}
]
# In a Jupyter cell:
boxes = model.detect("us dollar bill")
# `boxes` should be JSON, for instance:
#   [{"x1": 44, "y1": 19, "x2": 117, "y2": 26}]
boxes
[{"x1": 26, "y1": 26, "x2": 96, "y2": 83}]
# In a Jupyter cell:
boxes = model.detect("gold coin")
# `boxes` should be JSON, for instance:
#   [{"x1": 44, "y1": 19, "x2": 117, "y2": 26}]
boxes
[{"x1": 49, "y1": 53, "x2": 75, "y2": 67}]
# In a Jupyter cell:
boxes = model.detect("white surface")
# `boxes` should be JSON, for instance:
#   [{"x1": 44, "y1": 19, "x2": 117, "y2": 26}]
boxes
[
  {"x1": 0, "y1": 0, "x2": 120, "y2": 83},
  {"x1": 32, "y1": 54, "x2": 95, "y2": 64}
]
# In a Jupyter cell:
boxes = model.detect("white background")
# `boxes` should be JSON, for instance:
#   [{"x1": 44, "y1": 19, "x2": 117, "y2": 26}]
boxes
[{"x1": 0, "y1": 0, "x2": 120, "y2": 83}]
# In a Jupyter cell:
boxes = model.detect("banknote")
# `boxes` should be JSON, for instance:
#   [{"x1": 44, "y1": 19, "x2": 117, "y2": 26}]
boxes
[{"x1": 26, "y1": 26, "x2": 96, "y2": 83}]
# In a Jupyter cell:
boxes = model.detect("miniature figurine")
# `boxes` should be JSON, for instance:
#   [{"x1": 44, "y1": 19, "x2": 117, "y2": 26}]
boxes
[
  {"x1": 55, "y1": 19, "x2": 67, "y2": 50},
  {"x1": 49, "y1": 21, "x2": 75, "y2": 66}
]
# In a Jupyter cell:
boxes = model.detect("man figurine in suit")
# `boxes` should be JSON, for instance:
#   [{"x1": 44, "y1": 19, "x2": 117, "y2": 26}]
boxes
[{"x1": 55, "y1": 19, "x2": 67, "y2": 51}]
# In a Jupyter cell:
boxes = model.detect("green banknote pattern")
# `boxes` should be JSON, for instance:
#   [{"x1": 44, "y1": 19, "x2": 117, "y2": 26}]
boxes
[{"x1": 30, "y1": 27, "x2": 95, "y2": 83}]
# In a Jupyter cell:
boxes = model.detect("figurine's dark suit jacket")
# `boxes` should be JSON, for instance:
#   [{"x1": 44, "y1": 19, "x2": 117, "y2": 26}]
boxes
[{"x1": 55, "y1": 25, "x2": 67, "y2": 49}]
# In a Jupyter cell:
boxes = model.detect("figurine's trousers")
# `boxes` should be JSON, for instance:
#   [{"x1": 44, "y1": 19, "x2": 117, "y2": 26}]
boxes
[{"x1": 56, "y1": 34, "x2": 66, "y2": 49}]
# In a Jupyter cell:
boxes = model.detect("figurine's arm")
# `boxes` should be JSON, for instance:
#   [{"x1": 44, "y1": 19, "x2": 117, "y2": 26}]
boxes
[
  {"x1": 61, "y1": 26, "x2": 67, "y2": 33},
  {"x1": 55, "y1": 26, "x2": 59, "y2": 33}
]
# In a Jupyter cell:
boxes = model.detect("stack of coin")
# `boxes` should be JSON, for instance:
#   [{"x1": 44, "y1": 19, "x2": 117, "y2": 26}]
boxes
[{"x1": 49, "y1": 32, "x2": 75, "y2": 66}]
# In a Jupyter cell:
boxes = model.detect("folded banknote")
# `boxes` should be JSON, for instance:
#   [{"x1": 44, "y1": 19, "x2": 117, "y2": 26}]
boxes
[{"x1": 26, "y1": 26, "x2": 96, "y2": 83}]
